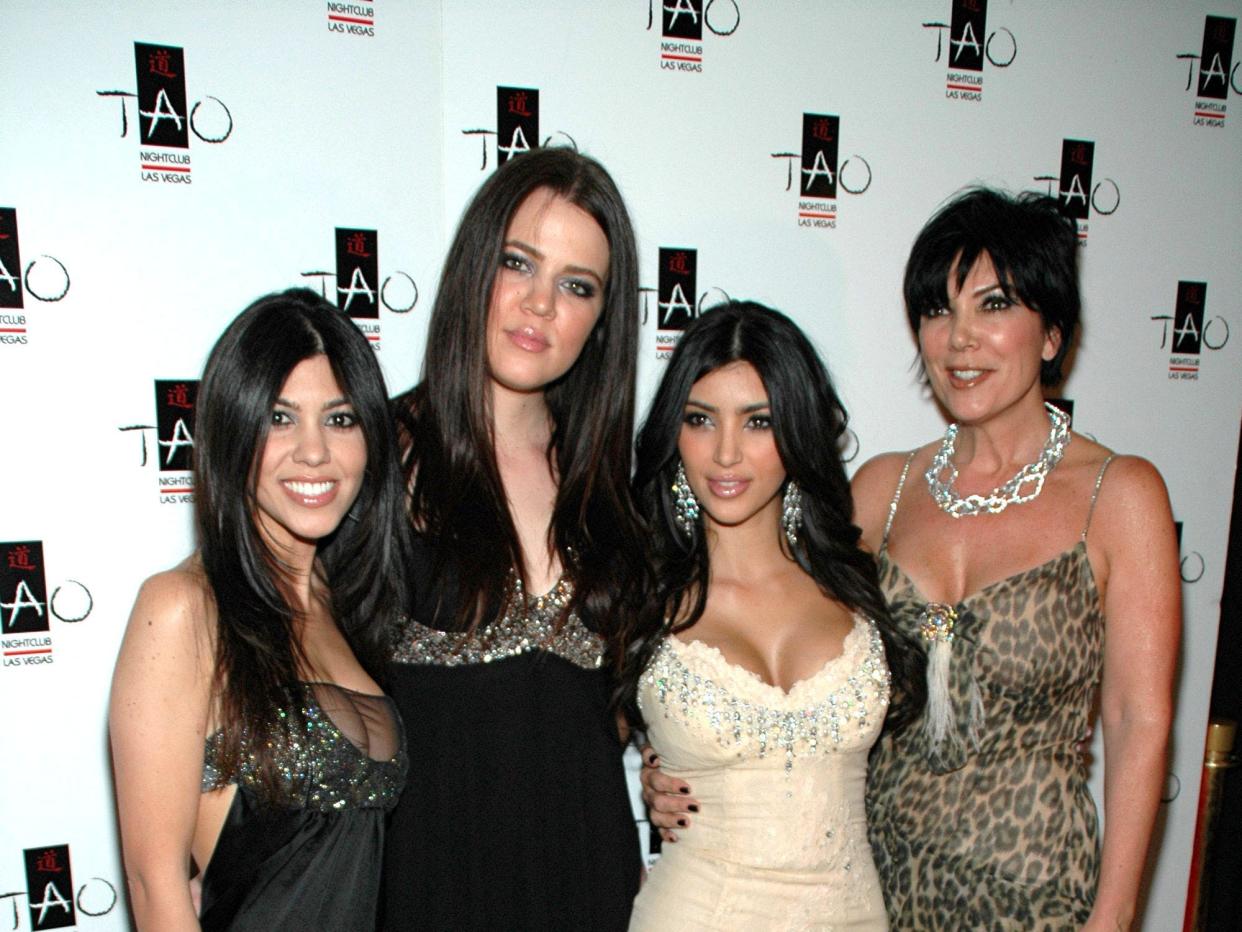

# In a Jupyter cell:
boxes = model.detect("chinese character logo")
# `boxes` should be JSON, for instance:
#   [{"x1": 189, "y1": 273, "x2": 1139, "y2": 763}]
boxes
[
  {"x1": 334, "y1": 228, "x2": 379, "y2": 319},
  {"x1": 801, "y1": 114, "x2": 839, "y2": 199},
  {"x1": 497, "y1": 86, "x2": 539, "y2": 165},
  {"x1": 1197, "y1": 15, "x2": 1236, "y2": 100},
  {"x1": 155, "y1": 380, "x2": 197, "y2": 471},
  {"x1": 657, "y1": 248, "x2": 697, "y2": 331},
  {"x1": 1, "y1": 541, "x2": 48, "y2": 635},
  {"x1": 134, "y1": 42, "x2": 189, "y2": 149},
  {"x1": 1057, "y1": 139, "x2": 1094, "y2": 222},
  {"x1": 23, "y1": 845, "x2": 75, "y2": 930}
]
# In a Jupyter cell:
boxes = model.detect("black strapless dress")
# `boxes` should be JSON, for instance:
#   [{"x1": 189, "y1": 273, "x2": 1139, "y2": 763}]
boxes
[
  {"x1": 199, "y1": 682, "x2": 407, "y2": 931},
  {"x1": 380, "y1": 538, "x2": 640, "y2": 931}
]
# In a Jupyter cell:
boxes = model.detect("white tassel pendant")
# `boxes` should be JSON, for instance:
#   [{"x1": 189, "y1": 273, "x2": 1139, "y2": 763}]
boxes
[{"x1": 918, "y1": 602, "x2": 960, "y2": 756}]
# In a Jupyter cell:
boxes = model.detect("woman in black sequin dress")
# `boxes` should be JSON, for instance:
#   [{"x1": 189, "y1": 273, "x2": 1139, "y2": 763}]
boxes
[
  {"x1": 110, "y1": 289, "x2": 411, "y2": 931},
  {"x1": 381, "y1": 148, "x2": 647, "y2": 931}
]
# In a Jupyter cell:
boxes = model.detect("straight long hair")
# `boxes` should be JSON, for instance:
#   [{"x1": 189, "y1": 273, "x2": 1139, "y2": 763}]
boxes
[
  {"x1": 196, "y1": 288, "x2": 410, "y2": 794},
  {"x1": 395, "y1": 147, "x2": 647, "y2": 654},
  {"x1": 619, "y1": 301, "x2": 925, "y2": 732}
]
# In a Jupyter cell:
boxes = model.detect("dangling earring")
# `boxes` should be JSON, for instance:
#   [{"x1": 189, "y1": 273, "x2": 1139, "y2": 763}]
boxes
[
  {"x1": 781, "y1": 480, "x2": 803, "y2": 547},
  {"x1": 672, "y1": 463, "x2": 700, "y2": 538}
]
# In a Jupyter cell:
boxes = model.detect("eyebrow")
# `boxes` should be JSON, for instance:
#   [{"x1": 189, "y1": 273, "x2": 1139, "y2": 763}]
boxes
[
  {"x1": 685, "y1": 399, "x2": 770, "y2": 414},
  {"x1": 972, "y1": 281, "x2": 1006, "y2": 295},
  {"x1": 274, "y1": 396, "x2": 350, "y2": 411},
  {"x1": 505, "y1": 238, "x2": 606, "y2": 285}
]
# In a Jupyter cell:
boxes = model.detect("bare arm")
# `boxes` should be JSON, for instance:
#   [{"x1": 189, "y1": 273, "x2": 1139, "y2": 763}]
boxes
[
  {"x1": 109, "y1": 570, "x2": 215, "y2": 932},
  {"x1": 1083, "y1": 457, "x2": 1180, "y2": 931}
]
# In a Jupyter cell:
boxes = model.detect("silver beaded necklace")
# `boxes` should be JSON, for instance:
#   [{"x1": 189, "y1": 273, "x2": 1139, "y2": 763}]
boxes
[{"x1": 925, "y1": 402, "x2": 1071, "y2": 518}]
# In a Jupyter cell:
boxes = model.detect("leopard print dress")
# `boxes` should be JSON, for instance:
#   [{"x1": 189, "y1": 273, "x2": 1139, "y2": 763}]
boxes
[{"x1": 866, "y1": 453, "x2": 1113, "y2": 931}]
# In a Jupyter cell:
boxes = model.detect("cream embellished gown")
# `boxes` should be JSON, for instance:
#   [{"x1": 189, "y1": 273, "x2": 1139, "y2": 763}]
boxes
[{"x1": 630, "y1": 617, "x2": 891, "y2": 931}]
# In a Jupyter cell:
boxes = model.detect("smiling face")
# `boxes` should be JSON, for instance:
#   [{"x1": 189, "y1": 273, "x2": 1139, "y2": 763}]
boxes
[
  {"x1": 484, "y1": 187, "x2": 610, "y2": 400},
  {"x1": 918, "y1": 252, "x2": 1060, "y2": 425},
  {"x1": 253, "y1": 354, "x2": 367, "y2": 556},
  {"x1": 677, "y1": 361, "x2": 787, "y2": 532}
]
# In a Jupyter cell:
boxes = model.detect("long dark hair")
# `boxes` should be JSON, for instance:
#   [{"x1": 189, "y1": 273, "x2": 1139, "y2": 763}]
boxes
[
  {"x1": 395, "y1": 147, "x2": 646, "y2": 650},
  {"x1": 619, "y1": 301, "x2": 924, "y2": 731},
  {"x1": 196, "y1": 288, "x2": 410, "y2": 793}
]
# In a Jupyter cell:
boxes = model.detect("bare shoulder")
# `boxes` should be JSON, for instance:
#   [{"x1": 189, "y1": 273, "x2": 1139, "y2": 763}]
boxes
[
  {"x1": 124, "y1": 558, "x2": 216, "y2": 657},
  {"x1": 851, "y1": 447, "x2": 929, "y2": 549},
  {"x1": 1093, "y1": 453, "x2": 1172, "y2": 520}
]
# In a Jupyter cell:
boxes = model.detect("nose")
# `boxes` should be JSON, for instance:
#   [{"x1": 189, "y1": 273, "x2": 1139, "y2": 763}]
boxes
[
  {"x1": 714, "y1": 424, "x2": 742, "y2": 468},
  {"x1": 292, "y1": 422, "x2": 329, "y2": 467},
  {"x1": 948, "y1": 310, "x2": 977, "y2": 350},
  {"x1": 522, "y1": 274, "x2": 556, "y2": 319}
]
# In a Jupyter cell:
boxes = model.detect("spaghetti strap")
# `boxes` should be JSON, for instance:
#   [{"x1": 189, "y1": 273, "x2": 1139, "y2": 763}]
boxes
[
  {"x1": 881, "y1": 451, "x2": 919, "y2": 553},
  {"x1": 1082, "y1": 454, "x2": 1117, "y2": 542}
]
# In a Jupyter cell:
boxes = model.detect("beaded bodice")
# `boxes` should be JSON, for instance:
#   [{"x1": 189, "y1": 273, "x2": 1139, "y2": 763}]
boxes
[
  {"x1": 201, "y1": 682, "x2": 406, "y2": 812},
  {"x1": 638, "y1": 618, "x2": 889, "y2": 878},
  {"x1": 389, "y1": 575, "x2": 604, "y2": 670}
]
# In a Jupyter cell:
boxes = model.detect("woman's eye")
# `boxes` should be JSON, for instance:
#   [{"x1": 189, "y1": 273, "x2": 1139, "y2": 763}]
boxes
[
  {"x1": 562, "y1": 278, "x2": 597, "y2": 299},
  {"x1": 982, "y1": 293, "x2": 1013, "y2": 311},
  {"x1": 683, "y1": 412, "x2": 710, "y2": 428},
  {"x1": 327, "y1": 411, "x2": 359, "y2": 429},
  {"x1": 501, "y1": 252, "x2": 531, "y2": 273},
  {"x1": 747, "y1": 414, "x2": 773, "y2": 430},
  {"x1": 271, "y1": 410, "x2": 293, "y2": 426},
  {"x1": 920, "y1": 305, "x2": 949, "y2": 319}
]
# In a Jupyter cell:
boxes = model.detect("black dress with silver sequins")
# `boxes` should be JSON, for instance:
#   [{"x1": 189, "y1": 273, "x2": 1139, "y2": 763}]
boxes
[
  {"x1": 199, "y1": 681, "x2": 407, "y2": 931},
  {"x1": 380, "y1": 537, "x2": 639, "y2": 931}
]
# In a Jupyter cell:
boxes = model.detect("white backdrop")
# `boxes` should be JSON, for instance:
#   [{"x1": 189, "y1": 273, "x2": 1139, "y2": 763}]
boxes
[{"x1": 1, "y1": 2, "x2": 1239, "y2": 929}]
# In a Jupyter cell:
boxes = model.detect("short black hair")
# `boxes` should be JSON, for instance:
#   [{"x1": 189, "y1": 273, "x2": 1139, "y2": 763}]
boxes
[{"x1": 903, "y1": 187, "x2": 1080, "y2": 385}]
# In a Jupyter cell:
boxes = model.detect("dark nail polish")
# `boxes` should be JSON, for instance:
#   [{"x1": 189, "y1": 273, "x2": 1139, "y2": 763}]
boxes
[
  {"x1": 688, "y1": 804, "x2": 699, "y2": 813},
  {"x1": 677, "y1": 819, "x2": 687, "y2": 827},
  {"x1": 679, "y1": 787, "x2": 690, "y2": 794}
]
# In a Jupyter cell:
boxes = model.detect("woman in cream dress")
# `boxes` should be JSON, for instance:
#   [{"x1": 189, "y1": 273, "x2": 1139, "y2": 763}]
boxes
[{"x1": 620, "y1": 302, "x2": 923, "y2": 930}]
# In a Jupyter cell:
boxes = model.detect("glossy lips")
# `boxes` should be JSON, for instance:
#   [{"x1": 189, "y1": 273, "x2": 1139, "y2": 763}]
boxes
[{"x1": 505, "y1": 326, "x2": 550, "y2": 353}]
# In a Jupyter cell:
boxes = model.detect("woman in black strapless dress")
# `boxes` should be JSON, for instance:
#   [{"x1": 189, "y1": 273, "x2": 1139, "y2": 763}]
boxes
[
  {"x1": 382, "y1": 147, "x2": 647, "y2": 931},
  {"x1": 110, "y1": 288, "x2": 411, "y2": 931}
]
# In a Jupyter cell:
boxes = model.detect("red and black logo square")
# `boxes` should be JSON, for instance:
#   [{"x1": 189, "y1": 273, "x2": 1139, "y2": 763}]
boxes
[
  {"x1": 657, "y1": 248, "x2": 697, "y2": 331},
  {"x1": 1057, "y1": 139, "x2": 1094, "y2": 221},
  {"x1": 23, "y1": 844, "x2": 75, "y2": 930},
  {"x1": 1173, "y1": 281, "x2": 1206, "y2": 355},
  {"x1": 134, "y1": 42, "x2": 189, "y2": 149},
  {"x1": 0, "y1": 207, "x2": 22, "y2": 310},
  {"x1": 155, "y1": 380, "x2": 197, "y2": 472},
  {"x1": 1198, "y1": 16, "x2": 1236, "y2": 100},
  {"x1": 2, "y1": 541, "x2": 48, "y2": 635},
  {"x1": 335, "y1": 228, "x2": 379, "y2": 319},
  {"x1": 497, "y1": 86, "x2": 539, "y2": 165},
  {"x1": 949, "y1": 0, "x2": 987, "y2": 72},
  {"x1": 800, "y1": 114, "x2": 839, "y2": 200}
]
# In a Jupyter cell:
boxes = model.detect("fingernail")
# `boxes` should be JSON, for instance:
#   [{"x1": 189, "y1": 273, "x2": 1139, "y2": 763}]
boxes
[
  {"x1": 647, "y1": 754, "x2": 659, "y2": 765},
  {"x1": 677, "y1": 819, "x2": 687, "y2": 827},
  {"x1": 679, "y1": 787, "x2": 690, "y2": 794},
  {"x1": 688, "y1": 804, "x2": 699, "y2": 813}
]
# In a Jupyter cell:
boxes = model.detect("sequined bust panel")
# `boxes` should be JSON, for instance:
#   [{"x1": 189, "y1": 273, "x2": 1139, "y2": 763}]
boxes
[
  {"x1": 389, "y1": 575, "x2": 604, "y2": 670},
  {"x1": 201, "y1": 682, "x2": 406, "y2": 812},
  {"x1": 641, "y1": 617, "x2": 890, "y2": 774},
  {"x1": 630, "y1": 618, "x2": 891, "y2": 931}
]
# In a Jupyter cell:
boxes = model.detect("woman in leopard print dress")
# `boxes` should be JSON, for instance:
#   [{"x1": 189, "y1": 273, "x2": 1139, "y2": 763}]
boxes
[{"x1": 851, "y1": 189, "x2": 1179, "y2": 930}]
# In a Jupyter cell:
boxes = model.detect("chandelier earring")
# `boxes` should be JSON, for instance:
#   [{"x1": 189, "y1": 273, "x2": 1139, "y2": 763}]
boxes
[
  {"x1": 781, "y1": 480, "x2": 803, "y2": 547},
  {"x1": 671, "y1": 463, "x2": 701, "y2": 539}
]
